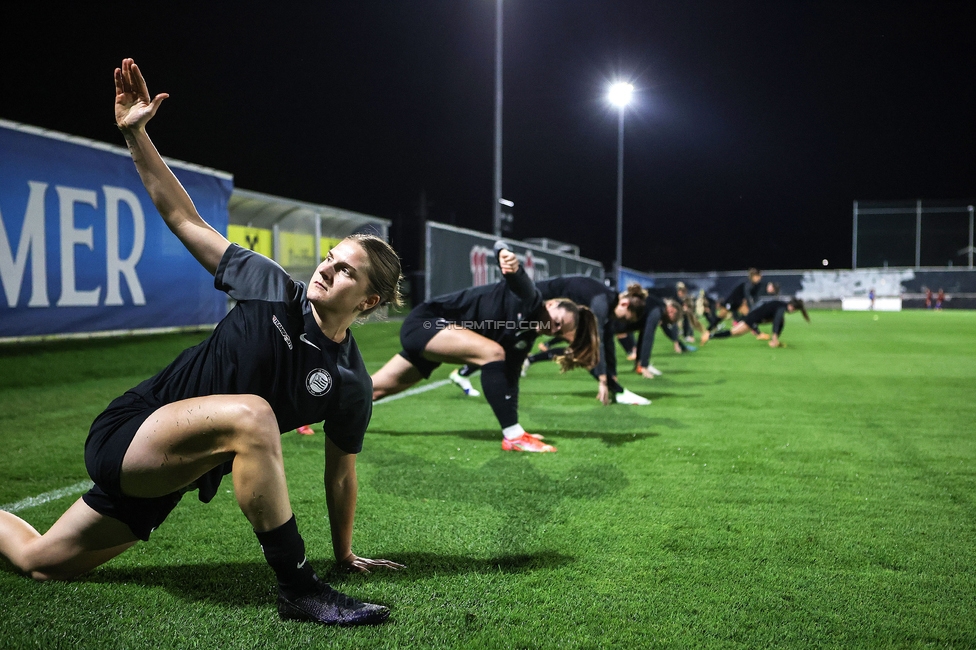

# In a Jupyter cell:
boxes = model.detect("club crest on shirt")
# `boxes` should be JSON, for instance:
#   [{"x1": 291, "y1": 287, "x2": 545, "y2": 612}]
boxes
[{"x1": 305, "y1": 368, "x2": 333, "y2": 396}]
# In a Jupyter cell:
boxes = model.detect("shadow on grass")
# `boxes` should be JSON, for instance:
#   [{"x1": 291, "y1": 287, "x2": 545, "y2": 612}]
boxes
[
  {"x1": 81, "y1": 562, "x2": 273, "y2": 606},
  {"x1": 81, "y1": 550, "x2": 573, "y2": 606},
  {"x1": 368, "y1": 428, "x2": 658, "y2": 446},
  {"x1": 327, "y1": 550, "x2": 576, "y2": 582},
  {"x1": 368, "y1": 450, "x2": 630, "y2": 547}
]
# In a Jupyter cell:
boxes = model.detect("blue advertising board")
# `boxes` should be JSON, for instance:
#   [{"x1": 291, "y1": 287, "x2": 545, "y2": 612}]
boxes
[{"x1": 0, "y1": 120, "x2": 233, "y2": 338}]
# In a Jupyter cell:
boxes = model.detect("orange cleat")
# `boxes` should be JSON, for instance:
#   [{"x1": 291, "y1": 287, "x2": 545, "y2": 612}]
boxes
[
  {"x1": 296, "y1": 425, "x2": 315, "y2": 436},
  {"x1": 501, "y1": 433, "x2": 556, "y2": 452}
]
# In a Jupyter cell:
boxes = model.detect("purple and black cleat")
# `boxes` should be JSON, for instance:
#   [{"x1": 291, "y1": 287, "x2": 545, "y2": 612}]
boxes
[{"x1": 278, "y1": 582, "x2": 390, "y2": 626}]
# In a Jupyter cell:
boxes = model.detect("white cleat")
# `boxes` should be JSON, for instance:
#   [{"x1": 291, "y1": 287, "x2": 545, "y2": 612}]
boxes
[
  {"x1": 645, "y1": 364, "x2": 663, "y2": 376},
  {"x1": 449, "y1": 369, "x2": 481, "y2": 397},
  {"x1": 615, "y1": 388, "x2": 651, "y2": 405},
  {"x1": 521, "y1": 358, "x2": 530, "y2": 377}
]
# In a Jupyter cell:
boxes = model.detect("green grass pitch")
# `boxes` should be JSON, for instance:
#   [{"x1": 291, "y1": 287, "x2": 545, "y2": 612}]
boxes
[{"x1": 1, "y1": 310, "x2": 974, "y2": 648}]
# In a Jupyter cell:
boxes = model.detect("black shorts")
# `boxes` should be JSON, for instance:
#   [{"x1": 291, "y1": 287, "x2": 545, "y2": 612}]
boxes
[
  {"x1": 397, "y1": 304, "x2": 448, "y2": 379},
  {"x1": 82, "y1": 392, "x2": 183, "y2": 541}
]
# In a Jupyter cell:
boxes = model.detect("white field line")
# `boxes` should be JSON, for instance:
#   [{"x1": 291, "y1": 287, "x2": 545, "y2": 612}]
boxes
[
  {"x1": 373, "y1": 378, "x2": 451, "y2": 405},
  {"x1": 1, "y1": 481, "x2": 94, "y2": 513},
  {"x1": 2, "y1": 379, "x2": 453, "y2": 513}
]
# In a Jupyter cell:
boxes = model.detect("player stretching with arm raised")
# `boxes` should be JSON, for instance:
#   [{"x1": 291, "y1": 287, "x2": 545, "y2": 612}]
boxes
[
  {"x1": 371, "y1": 243, "x2": 600, "y2": 452},
  {"x1": 0, "y1": 59, "x2": 402, "y2": 626}
]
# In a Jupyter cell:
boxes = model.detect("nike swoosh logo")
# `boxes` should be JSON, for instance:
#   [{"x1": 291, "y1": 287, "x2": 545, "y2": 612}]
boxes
[
  {"x1": 299, "y1": 333, "x2": 321, "y2": 350},
  {"x1": 505, "y1": 395, "x2": 512, "y2": 400},
  {"x1": 297, "y1": 556, "x2": 308, "y2": 569}
]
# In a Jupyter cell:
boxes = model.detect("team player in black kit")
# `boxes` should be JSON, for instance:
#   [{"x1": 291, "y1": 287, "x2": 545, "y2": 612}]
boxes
[
  {"x1": 708, "y1": 298, "x2": 810, "y2": 347},
  {"x1": 0, "y1": 59, "x2": 401, "y2": 626},
  {"x1": 456, "y1": 278, "x2": 652, "y2": 406},
  {"x1": 620, "y1": 291, "x2": 688, "y2": 378},
  {"x1": 371, "y1": 243, "x2": 600, "y2": 452},
  {"x1": 704, "y1": 268, "x2": 764, "y2": 333}
]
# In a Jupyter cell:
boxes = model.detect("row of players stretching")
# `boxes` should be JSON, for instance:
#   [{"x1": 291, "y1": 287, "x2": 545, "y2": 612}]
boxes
[
  {"x1": 628, "y1": 268, "x2": 810, "y2": 353},
  {"x1": 0, "y1": 58, "x2": 810, "y2": 630},
  {"x1": 461, "y1": 267, "x2": 809, "y2": 406}
]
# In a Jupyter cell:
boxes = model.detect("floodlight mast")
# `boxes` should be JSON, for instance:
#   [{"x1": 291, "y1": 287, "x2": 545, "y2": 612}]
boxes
[
  {"x1": 609, "y1": 82, "x2": 633, "y2": 283},
  {"x1": 493, "y1": 0, "x2": 504, "y2": 237}
]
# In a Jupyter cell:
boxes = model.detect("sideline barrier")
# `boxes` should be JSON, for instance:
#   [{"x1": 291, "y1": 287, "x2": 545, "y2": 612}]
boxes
[
  {"x1": 0, "y1": 120, "x2": 392, "y2": 342},
  {"x1": 841, "y1": 297, "x2": 902, "y2": 311},
  {"x1": 425, "y1": 222, "x2": 604, "y2": 300},
  {"x1": 0, "y1": 119, "x2": 231, "y2": 340},
  {"x1": 619, "y1": 266, "x2": 976, "y2": 310}
]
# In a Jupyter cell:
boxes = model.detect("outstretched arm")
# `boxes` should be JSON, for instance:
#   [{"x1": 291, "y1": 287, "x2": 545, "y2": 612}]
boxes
[
  {"x1": 324, "y1": 437, "x2": 404, "y2": 573},
  {"x1": 115, "y1": 58, "x2": 229, "y2": 275}
]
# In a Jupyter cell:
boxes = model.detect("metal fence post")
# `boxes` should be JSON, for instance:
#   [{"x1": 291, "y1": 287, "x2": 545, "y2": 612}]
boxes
[
  {"x1": 915, "y1": 199, "x2": 922, "y2": 269},
  {"x1": 969, "y1": 205, "x2": 974, "y2": 269}
]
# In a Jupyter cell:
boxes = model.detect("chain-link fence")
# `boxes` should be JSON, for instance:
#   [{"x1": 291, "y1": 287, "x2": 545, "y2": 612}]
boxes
[{"x1": 853, "y1": 200, "x2": 974, "y2": 269}]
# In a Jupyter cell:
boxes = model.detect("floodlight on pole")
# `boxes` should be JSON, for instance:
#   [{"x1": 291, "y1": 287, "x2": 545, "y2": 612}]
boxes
[
  {"x1": 492, "y1": 0, "x2": 504, "y2": 237},
  {"x1": 608, "y1": 82, "x2": 634, "y2": 108},
  {"x1": 608, "y1": 82, "x2": 633, "y2": 282}
]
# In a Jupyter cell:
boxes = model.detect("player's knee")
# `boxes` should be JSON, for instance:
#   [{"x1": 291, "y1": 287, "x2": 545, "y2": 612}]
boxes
[
  {"x1": 483, "y1": 345, "x2": 505, "y2": 364},
  {"x1": 28, "y1": 566, "x2": 73, "y2": 582},
  {"x1": 231, "y1": 396, "x2": 281, "y2": 451},
  {"x1": 16, "y1": 550, "x2": 76, "y2": 582}
]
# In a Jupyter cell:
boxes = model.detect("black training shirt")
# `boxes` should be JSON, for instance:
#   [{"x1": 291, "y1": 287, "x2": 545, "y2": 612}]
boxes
[
  {"x1": 427, "y1": 266, "x2": 544, "y2": 349},
  {"x1": 536, "y1": 275, "x2": 617, "y2": 377},
  {"x1": 743, "y1": 299, "x2": 788, "y2": 327},
  {"x1": 125, "y1": 245, "x2": 372, "y2": 501}
]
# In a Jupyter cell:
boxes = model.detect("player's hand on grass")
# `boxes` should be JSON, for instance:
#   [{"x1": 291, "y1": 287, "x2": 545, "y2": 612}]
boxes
[
  {"x1": 339, "y1": 553, "x2": 405, "y2": 574},
  {"x1": 640, "y1": 367, "x2": 657, "y2": 379},
  {"x1": 596, "y1": 382, "x2": 612, "y2": 406},
  {"x1": 115, "y1": 58, "x2": 168, "y2": 132}
]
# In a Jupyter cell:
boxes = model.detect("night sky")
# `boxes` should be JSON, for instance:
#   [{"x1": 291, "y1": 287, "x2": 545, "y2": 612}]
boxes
[{"x1": 2, "y1": 1, "x2": 973, "y2": 274}]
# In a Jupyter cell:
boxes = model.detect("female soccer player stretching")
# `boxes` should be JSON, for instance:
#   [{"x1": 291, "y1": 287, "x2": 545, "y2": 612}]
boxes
[
  {"x1": 0, "y1": 59, "x2": 402, "y2": 626},
  {"x1": 371, "y1": 243, "x2": 600, "y2": 452},
  {"x1": 621, "y1": 293, "x2": 685, "y2": 378},
  {"x1": 708, "y1": 298, "x2": 810, "y2": 347},
  {"x1": 455, "y1": 279, "x2": 650, "y2": 405},
  {"x1": 530, "y1": 277, "x2": 651, "y2": 405}
]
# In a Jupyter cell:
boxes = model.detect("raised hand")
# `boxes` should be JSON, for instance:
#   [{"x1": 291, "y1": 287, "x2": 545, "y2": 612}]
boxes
[
  {"x1": 498, "y1": 249, "x2": 520, "y2": 275},
  {"x1": 115, "y1": 58, "x2": 169, "y2": 131}
]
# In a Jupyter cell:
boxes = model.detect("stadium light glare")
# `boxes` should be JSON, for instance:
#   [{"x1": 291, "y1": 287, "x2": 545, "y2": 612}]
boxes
[{"x1": 608, "y1": 82, "x2": 634, "y2": 107}]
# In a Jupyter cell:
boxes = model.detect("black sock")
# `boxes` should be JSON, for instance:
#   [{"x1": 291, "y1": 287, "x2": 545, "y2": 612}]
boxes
[
  {"x1": 255, "y1": 515, "x2": 319, "y2": 599},
  {"x1": 459, "y1": 364, "x2": 479, "y2": 377},
  {"x1": 712, "y1": 330, "x2": 731, "y2": 339},
  {"x1": 480, "y1": 360, "x2": 518, "y2": 428}
]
